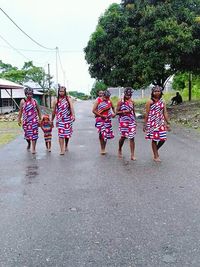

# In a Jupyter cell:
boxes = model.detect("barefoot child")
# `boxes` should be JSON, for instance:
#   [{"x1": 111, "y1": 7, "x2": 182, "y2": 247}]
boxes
[
  {"x1": 92, "y1": 90, "x2": 115, "y2": 155},
  {"x1": 40, "y1": 114, "x2": 53, "y2": 152},
  {"x1": 116, "y1": 87, "x2": 136, "y2": 160},
  {"x1": 18, "y1": 87, "x2": 41, "y2": 154},
  {"x1": 143, "y1": 85, "x2": 170, "y2": 162}
]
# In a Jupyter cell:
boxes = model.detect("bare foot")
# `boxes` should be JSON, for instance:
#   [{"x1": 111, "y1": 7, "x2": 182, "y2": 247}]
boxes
[
  {"x1": 118, "y1": 150, "x2": 122, "y2": 159},
  {"x1": 101, "y1": 150, "x2": 106, "y2": 155},
  {"x1": 131, "y1": 155, "x2": 136, "y2": 161},
  {"x1": 60, "y1": 150, "x2": 65, "y2": 155},
  {"x1": 153, "y1": 157, "x2": 161, "y2": 162}
]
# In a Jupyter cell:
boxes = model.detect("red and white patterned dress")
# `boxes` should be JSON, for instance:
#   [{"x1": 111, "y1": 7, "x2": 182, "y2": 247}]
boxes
[
  {"x1": 22, "y1": 99, "x2": 39, "y2": 141},
  {"x1": 118, "y1": 99, "x2": 136, "y2": 139},
  {"x1": 145, "y1": 99, "x2": 167, "y2": 141},
  {"x1": 56, "y1": 97, "x2": 73, "y2": 138},
  {"x1": 95, "y1": 98, "x2": 114, "y2": 141}
]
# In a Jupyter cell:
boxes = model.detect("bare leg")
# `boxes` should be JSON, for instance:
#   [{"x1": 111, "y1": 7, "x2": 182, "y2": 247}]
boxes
[
  {"x1": 31, "y1": 140, "x2": 37, "y2": 154},
  {"x1": 47, "y1": 141, "x2": 51, "y2": 152},
  {"x1": 48, "y1": 141, "x2": 51, "y2": 152},
  {"x1": 157, "y1": 140, "x2": 165, "y2": 150},
  {"x1": 26, "y1": 139, "x2": 31, "y2": 150},
  {"x1": 99, "y1": 134, "x2": 106, "y2": 155},
  {"x1": 59, "y1": 137, "x2": 65, "y2": 155},
  {"x1": 130, "y1": 138, "x2": 136, "y2": 160},
  {"x1": 65, "y1": 138, "x2": 69, "y2": 151},
  {"x1": 45, "y1": 141, "x2": 48, "y2": 149},
  {"x1": 152, "y1": 140, "x2": 161, "y2": 162},
  {"x1": 118, "y1": 137, "x2": 125, "y2": 158}
]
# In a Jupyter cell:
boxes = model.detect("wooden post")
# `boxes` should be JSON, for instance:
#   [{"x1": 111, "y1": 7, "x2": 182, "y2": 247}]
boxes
[{"x1": 189, "y1": 73, "x2": 192, "y2": 101}]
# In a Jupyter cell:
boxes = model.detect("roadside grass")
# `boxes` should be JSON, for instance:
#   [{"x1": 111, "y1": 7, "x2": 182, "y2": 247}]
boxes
[
  {"x1": 112, "y1": 91, "x2": 199, "y2": 107},
  {"x1": 0, "y1": 121, "x2": 21, "y2": 147}
]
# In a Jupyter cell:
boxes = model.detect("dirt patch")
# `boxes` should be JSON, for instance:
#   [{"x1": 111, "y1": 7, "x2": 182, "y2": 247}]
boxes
[{"x1": 167, "y1": 101, "x2": 200, "y2": 130}]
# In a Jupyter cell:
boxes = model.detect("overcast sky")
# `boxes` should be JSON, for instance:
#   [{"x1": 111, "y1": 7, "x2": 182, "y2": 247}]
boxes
[{"x1": 0, "y1": 0, "x2": 121, "y2": 94}]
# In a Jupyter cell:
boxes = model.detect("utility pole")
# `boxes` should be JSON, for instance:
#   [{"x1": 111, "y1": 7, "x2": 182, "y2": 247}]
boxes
[
  {"x1": 48, "y1": 63, "x2": 51, "y2": 108},
  {"x1": 56, "y1": 47, "x2": 59, "y2": 93}
]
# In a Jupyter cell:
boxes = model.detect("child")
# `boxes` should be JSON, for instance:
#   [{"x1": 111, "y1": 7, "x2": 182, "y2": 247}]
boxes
[
  {"x1": 116, "y1": 87, "x2": 136, "y2": 160},
  {"x1": 143, "y1": 85, "x2": 170, "y2": 162},
  {"x1": 92, "y1": 90, "x2": 115, "y2": 155},
  {"x1": 40, "y1": 114, "x2": 53, "y2": 152}
]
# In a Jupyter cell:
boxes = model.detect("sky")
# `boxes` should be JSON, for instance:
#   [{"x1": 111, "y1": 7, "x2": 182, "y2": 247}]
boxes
[{"x1": 0, "y1": 0, "x2": 121, "y2": 94}]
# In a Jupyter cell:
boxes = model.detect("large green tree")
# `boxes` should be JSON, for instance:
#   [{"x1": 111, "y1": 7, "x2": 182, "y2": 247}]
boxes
[{"x1": 84, "y1": 0, "x2": 200, "y2": 88}]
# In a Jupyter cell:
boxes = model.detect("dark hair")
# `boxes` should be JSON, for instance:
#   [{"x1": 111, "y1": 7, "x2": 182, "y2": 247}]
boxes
[
  {"x1": 103, "y1": 90, "x2": 111, "y2": 97},
  {"x1": 124, "y1": 87, "x2": 133, "y2": 97},
  {"x1": 24, "y1": 86, "x2": 33, "y2": 96},
  {"x1": 151, "y1": 85, "x2": 163, "y2": 101},
  {"x1": 56, "y1": 85, "x2": 68, "y2": 106},
  {"x1": 58, "y1": 85, "x2": 67, "y2": 97}
]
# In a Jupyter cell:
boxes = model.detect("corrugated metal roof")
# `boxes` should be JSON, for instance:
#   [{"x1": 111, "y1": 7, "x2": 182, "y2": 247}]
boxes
[{"x1": 0, "y1": 78, "x2": 24, "y2": 89}]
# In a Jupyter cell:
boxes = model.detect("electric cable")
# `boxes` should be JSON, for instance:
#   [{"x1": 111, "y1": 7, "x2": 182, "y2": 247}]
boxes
[
  {"x1": 0, "y1": 34, "x2": 51, "y2": 66},
  {"x1": 0, "y1": 7, "x2": 56, "y2": 50}
]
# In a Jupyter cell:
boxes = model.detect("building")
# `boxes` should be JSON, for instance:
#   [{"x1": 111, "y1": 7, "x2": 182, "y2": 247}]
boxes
[{"x1": 0, "y1": 79, "x2": 43, "y2": 114}]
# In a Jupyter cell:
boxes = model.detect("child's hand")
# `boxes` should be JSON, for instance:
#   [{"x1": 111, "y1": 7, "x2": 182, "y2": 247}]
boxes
[{"x1": 71, "y1": 115, "x2": 75, "y2": 122}]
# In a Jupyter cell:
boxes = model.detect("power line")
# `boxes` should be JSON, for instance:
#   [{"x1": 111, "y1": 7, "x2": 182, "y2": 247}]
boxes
[
  {"x1": 0, "y1": 44, "x2": 83, "y2": 53},
  {"x1": 57, "y1": 47, "x2": 67, "y2": 86},
  {"x1": 0, "y1": 34, "x2": 51, "y2": 66},
  {"x1": 57, "y1": 48, "x2": 65, "y2": 74},
  {"x1": 0, "y1": 7, "x2": 56, "y2": 51},
  {"x1": 0, "y1": 34, "x2": 32, "y2": 61}
]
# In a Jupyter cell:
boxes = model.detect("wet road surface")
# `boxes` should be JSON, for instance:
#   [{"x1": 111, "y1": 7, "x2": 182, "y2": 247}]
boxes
[{"x1": 1, "y1": 100, "x2": 200, "y2": 266}]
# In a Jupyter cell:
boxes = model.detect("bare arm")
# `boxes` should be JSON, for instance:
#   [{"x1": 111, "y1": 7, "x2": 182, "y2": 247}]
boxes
[
  {"x1": 92, "y1": 100, "x2": 101, "y2": 117},
  {"x1": 51, "y1": 100, "x2": 57, "y2": 122},
  {"x1": 35, "y1": 101, "x2": 42, "y2": 121},
  {"x1": 68, "y1": 97, "x2": 75, "y2": 120},
  {"x1": 115, "y1": 101, "x2": 122, "y2": 115},
  {"x1": 163, "y1": 103, "x2": 170, "y2": 129},
  {"x1": 18, "y1": 99, "x2": 25, "y2": 126},
  {"x1": 143, "y1": 100, "x2": 152, "y2": 131}
]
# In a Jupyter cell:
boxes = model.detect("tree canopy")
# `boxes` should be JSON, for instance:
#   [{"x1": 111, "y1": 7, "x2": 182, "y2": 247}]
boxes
[
  {"x1": 84, "y1": 0, "x2": 200, "y2": 89},
  {"x1": 0, "y1": 60, "x2": 52, "y2": 89}
]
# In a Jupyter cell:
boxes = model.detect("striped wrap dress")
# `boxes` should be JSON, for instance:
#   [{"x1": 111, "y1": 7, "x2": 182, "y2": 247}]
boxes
[
  {"x1": 118, "y1": 100, "x2": 136, "y2": 139},
  {"x1": 95, "y1": 98, "x2": 114, "y2": 141},
  {"x1": 56, "y1": 97, "x2": 73, "y2": 138},
  {"x1": 145, "y1": 98, "x2": 167, "y2": 141},
  {"x1": 22, "y1": 99, "x2": 39, "y2": 141},
  {"x1": 41, "y1": 122, "x2": 52, "y2": 142}
]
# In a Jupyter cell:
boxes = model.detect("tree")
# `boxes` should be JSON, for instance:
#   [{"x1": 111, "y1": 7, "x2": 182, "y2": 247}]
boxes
[
  {"x1": 22, "y1": 61, "x2": 53, "y2": 89},
  {"x1": 84, "y1": 0, "x2": 200, "y2": 89},
  {"x1": 90, "y1": 81, "x2": 107, "y2": 98},
  {"x1": 0, "y1": 60, "x2": 53, "y2": 89}
]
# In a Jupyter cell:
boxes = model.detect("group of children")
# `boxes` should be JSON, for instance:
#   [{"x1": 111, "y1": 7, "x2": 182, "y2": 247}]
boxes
[
  {"x1": 92, "y1": 85, "x2": 171, "y2": 162},
  {"x1": 18, "y1": 85, "x2": 170, "y2": 161}
]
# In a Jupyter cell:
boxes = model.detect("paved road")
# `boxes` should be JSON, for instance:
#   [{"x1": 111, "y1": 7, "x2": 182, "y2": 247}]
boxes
[{"x1": 0, "y1": 100, "x2": 200, "y2": 267}]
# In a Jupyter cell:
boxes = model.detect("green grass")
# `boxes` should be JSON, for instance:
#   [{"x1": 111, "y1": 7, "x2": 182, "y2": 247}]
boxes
[
  {"x1": 0, "y1": 121, "x2": 21, "y2": 146},
  {"x1": 0, "y1": 121, "x2": 19, "y2": 129}
]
